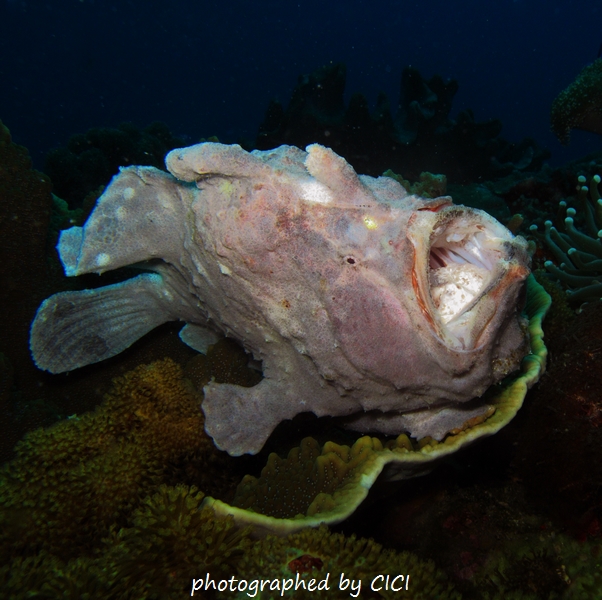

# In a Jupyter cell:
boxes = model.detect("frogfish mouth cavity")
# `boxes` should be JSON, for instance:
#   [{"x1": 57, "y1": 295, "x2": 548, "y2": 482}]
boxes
[{"x1": 412, "y1": 204, "x2": 530, "y2": 352}]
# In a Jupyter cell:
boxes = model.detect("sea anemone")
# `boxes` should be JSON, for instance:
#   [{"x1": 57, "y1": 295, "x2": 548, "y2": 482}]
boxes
[{"x1": 530, "y1": 174, "x2": 602, "y2": 305}]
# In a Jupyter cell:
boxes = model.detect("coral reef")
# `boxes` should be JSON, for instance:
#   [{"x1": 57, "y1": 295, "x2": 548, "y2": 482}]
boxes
[
  {"x1": 531, "y1": 173, "x2": 602, "y2": 305},
  {"x1": 231, "y1": 525, "x2": 460, "y2": 599},
  {"x1": 255, "y1": 63, "x2": 549, "y2": 183},
  {"x1": 0, "y1": 358, "x2": 229, "y2": 561},
  {"x1": 4, "y1": 306, "x2": 602, "y2": 599},
  {"x1": 371, "y1": 474, "x2": 602, "y2": 599},
  {"x1": 0, "y1": 484, "x2": 462, "y2": 600},
  {"x1": 0, "y1": 357, "x2": 464, "y2": 599},
  {"x1": 0, "y1": 119, "x2": 57, "y2": 458},
  {"x1": 6, "y1": 112, "x2": 602, "y2": 599},
  {"x1": 0, "y1": 484, "x2": 251, "y2": 600},
  {"x1": 2, "y1": 273, "x2": 549, "y2": 570},
  {"x1": 104, "y1": 484, "x2": 251, "y2": 598},
  {"x1": 551, "y1": 58, "x2": 602, "y2": 144}
]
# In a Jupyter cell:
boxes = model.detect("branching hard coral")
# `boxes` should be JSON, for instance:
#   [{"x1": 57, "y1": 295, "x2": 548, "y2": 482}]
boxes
[
  {"x1": 231, "y1": 524, "x2": 461, "y2": 599},
  {"x1": 530, "y1": 174, "x2": 602, "y2": 305},
  {"x1": 551, "y1": 58, "x2": 602, "y2": 144}
]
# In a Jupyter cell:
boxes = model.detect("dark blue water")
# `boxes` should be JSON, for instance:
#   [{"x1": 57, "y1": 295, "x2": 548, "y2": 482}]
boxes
[{"x1": 1, "y1": 0, "x2": 600, "y2": 168}]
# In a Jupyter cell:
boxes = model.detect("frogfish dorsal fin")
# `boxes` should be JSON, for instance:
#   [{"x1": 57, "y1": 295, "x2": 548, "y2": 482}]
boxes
[{"x1": 59, "y1": 166, "x2": 190, "y2": 277}]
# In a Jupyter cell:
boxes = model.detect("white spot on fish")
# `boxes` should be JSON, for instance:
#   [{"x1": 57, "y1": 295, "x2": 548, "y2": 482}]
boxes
[
  {"x1": 123, "y1": 187, "x2": 135, "y2": 200},
  {"x1": 299, "y1": 180, "x2": 333, "y2": 204},
  {"x1": 96, "y1": 253, "x2": 110, "y2": 267},
  {"x1": 218, "y1": 262, "x2": 232, "y2": 275}
]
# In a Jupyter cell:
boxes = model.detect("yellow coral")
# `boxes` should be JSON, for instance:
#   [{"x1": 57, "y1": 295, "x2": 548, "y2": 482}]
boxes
[
  {"x1": 0, "y1": 358, "x2": 214, "y2": 560},
  {"x1": 232, "y1": 436, "x2": 401, "y2": 521}
]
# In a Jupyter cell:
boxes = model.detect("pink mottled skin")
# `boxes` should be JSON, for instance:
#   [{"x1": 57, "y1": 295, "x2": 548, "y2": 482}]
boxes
[{"x1": 30, "y1": 143, "x2": 530, "y2": 456}]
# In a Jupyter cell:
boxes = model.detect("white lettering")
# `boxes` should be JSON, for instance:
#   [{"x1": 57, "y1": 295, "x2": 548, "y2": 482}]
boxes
[
  {"x1": 340, "y1": 573, "x2": 360, "y2": 597},
  {"x1": 318, "y1": 574, "x2": 330, "y2": 590},
  {"x1": 349, "y1": 579, "x2": 361, "y2": 598},
  {"x1": 371, "y1": 575, "x2": 384, "y2": 591},
  {"x1": 190, "y1": 579, "x2": 203, "y2": 596},
  {"x1": 295, "y1": 572, "x2": 306, "y2": 590},
  {"x1": 281, "y1": 579, "x2": 293, "y2": 595},
  {"x1": 391, "y1": 575, "x2": 404, "y2": 591}
]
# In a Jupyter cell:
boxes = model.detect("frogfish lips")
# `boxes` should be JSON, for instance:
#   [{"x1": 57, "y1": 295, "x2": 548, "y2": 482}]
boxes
[{"x1": 410, "y1": 204, "x2": 530, "y2": 352}]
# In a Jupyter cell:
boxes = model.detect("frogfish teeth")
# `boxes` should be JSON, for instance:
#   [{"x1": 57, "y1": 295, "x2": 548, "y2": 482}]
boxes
[{"x1": 30, "y1": 142, "x2": 531, "y2": 456}]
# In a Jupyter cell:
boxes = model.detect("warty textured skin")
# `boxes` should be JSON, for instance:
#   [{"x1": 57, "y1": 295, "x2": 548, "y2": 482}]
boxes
[{"x1": 30, "y1": 143, "x2": 530, "y2": 455}]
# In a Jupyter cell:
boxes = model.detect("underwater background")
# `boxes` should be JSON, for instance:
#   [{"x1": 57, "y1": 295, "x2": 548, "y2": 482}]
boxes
[{"x1": 2, "y1": 0, "x2": 602, "y2": 598}]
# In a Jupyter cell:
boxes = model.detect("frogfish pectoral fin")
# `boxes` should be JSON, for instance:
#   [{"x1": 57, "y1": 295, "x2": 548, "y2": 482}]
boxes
[{"x1": 30, "y1": 273, "x2": 176, "y2": 373}]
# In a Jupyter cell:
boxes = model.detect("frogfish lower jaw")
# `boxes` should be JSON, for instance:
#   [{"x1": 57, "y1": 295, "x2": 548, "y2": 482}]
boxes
[{"x1": 415, "y1": 206, "x2": 530, "y2": 351}]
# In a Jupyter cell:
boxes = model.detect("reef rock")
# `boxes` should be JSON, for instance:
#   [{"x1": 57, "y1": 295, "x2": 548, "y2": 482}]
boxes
[{"x1": 31, "y1": 143, "x2": 531, "y2": 456}]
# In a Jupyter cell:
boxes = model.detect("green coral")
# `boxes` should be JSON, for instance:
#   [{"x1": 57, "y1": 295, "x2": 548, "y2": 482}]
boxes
[
  {"x1": 0, "y1": 484, "x2": 460, "y2": 600},
  {"x1": 0, "y1": 358, "x2": 220, "y2": 560},
  {"x1": 0, "y1": 484, "x2": 250, "y2": 600},
  {"x1": 232, "y1": 435, "x2": 395, "y2": 520},
  {"x1": 104, "y1": 484, "x2": 251, "y2": 598},
  {"x1": 230, "y1": 525, "x2": 460, "y2": 599}
]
